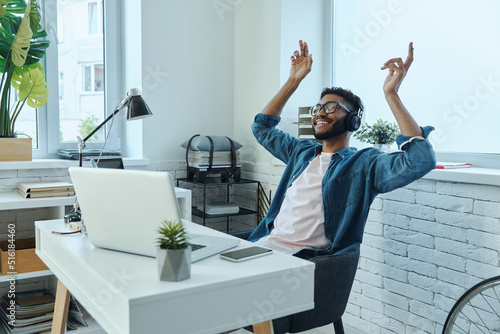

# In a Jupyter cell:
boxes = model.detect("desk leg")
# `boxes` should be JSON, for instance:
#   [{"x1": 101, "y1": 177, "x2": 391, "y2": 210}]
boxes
[
  {"x1": 253, "y1": 320, "x2": 275, "y2": 334},
  {"x1": 51, "y1": 280, "x2": 71, "y2": 334}
]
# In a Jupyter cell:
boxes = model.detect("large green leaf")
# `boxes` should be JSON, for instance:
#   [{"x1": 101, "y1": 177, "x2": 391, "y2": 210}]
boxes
[
  {"x1": 0, "y1": 19, "x2": 15, "y2": 59},
  {"x1": 10, "y1": 62, "x2": 41, "y2": 90},
  {"x1": 18, "y1": 66, "x2": 48, "y2": 108},
  {"x1": 0, "y1": 0, "x2": 7, "y2": 19},
  {"x1": 0, "y1": 1, "x2": 48, "y2": 64},
  {"x1": 28, "y1": 0, "x2": 39, "y2": 32},
  {"x1": 0, "y1": 0, "x2": 26, "y2": 25},
  {"x1": 10, "y1": 1, "x2": 32, "y2": 66}
]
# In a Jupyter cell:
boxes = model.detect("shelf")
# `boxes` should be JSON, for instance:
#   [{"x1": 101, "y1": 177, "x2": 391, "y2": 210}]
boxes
[
  {"x1": 0, "y1": 270, "x2": 53, "y2": 282},
  {"x1": 177, "y1": 178, "x2": 260, "y2": 233},
  {"x1": 0, "y1": 191, "x2": 75, "y2": 210},
  {"x1": 192, "y1": 207, "x2": 257, "y2": 219},
  {"x1": 177, "y1": 178, "x2": 259, "y2": 186}
]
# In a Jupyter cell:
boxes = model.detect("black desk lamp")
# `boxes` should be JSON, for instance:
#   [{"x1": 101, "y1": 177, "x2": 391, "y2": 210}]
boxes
[{"x1": 77, "y1": 88, "x2": 153, "y2": 167}]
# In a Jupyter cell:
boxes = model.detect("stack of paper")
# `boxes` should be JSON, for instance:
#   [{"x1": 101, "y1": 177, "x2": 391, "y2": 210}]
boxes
[
  {"x1": 188, "y1": 150, "x2": 241, "y2": 168},
  {"x1": 17, "y1": 181, "x2": 75, "y2": 199},
  {"x1": 67, "y1": 295, "x2": 88, "y2": 330},
  {"x1": 0, "y1": 290, "x2": 55, "y2": 334},
  {"x1": 197, "y1": 203, "x2": 240, "y2": 215}
]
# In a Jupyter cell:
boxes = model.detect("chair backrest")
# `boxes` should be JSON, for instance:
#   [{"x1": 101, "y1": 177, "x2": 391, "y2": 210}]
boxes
[{"x1": 271, "y1": 246, "x2": 361, "y2": 334}]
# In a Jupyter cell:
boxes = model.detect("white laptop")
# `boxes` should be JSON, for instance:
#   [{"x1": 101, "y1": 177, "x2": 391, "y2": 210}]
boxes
[{"x1": 68, "y1": 167, "x2": 239, "y2": 262}]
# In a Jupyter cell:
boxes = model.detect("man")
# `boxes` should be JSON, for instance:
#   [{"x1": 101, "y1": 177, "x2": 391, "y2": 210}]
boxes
[{"x1": 248, "y1": 40, "x2": 436, "y2": 259}]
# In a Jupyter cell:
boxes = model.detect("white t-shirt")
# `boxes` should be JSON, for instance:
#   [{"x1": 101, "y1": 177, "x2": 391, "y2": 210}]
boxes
[{"x1": 255, "y1": 152, "x2": 333, "y2": 254}]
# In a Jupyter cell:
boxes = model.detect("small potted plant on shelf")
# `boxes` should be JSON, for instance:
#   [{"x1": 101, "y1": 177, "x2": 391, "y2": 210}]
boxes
[
  {"x1": 353, "y1": 119, "x2": 400, "y2": 152},
  {"x1": 0, "y1": 0, "x2": 50, "y2": 161},
  {"x1": 156, "y1": 220, "x2": 191, "y2": 282}
]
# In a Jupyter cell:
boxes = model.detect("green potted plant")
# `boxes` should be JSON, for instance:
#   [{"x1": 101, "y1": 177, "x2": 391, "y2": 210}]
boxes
[
  {"x1": 156, "y1": 220, "x2": 191, "y2": 282},
  {"x1": 354, "y1": 118, "x2": 400, "y2": 152},
  {"x1": 0, "y1": 0, "x2": 50, "y2": 160}
]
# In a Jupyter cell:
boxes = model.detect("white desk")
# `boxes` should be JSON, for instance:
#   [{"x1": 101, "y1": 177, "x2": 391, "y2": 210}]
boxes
[{"x1": 35, "y1": 219, "x2": 315, "y2": 334}]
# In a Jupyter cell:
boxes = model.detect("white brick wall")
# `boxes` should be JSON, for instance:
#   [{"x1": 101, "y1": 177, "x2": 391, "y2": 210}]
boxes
[
  {"x1": 357, "y1": 178, "x2": 500, "y2": 333},
  {"x1": 244, "y1": 161, "x2": 500, "y2": 334}
]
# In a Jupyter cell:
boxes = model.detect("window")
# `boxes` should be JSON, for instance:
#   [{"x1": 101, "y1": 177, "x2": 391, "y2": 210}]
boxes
[
  {"x1": 56, "y1": 1, "x2": 106, "y2": 145},
  {"x1": 38, "y1": 0, "x2": 121, "y2": 157},
  {"x1": 88, "y1": 2, "x2": 99, "y2": 35},
  {"x1": 81, "y1": 63, "x2": 104, "y2": 92},
  {"x1": 332, "y1": 0, "x2": 500, "y2": 167},
  {"x1": 59, "y1": 72, "x2": 64, "y2": 101},
  {"x1": 82, "y1": 65, "x2": 92, "y2": 92}
]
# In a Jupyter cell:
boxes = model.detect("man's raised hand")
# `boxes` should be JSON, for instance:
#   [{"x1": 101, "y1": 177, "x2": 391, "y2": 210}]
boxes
[
  {"x1": 381, "y1": 42, "x2": 414, "y2": 95},
  {"x1": 289, "y1": 40, "x2": 313, "y2": 82}
]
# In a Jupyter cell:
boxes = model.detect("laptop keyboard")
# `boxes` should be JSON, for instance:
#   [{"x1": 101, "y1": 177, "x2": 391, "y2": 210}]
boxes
[{"x1": 191, "y1": 243, "x2": 207, "y2": 252}]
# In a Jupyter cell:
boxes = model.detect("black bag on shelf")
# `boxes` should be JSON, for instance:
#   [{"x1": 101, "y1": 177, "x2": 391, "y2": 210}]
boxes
[{"x1": 184, "y1": 135, "x2": 241, "y2": 183}]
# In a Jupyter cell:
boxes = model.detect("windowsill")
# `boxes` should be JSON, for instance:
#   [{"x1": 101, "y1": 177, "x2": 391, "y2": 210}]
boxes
[
  {"x1": 0, "y1": 158, "x2": 149, "y2": 170},
  {"x1": 424, "y1": 167, "x2": 500, "y2": 187}
]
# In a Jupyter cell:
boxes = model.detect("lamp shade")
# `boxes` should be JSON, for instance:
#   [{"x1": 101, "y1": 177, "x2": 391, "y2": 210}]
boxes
[{"x1": 127, "y1": 96, "x2": 153, "y2": 120}]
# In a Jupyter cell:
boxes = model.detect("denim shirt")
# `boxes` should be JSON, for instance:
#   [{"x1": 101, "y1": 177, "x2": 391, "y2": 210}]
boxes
[{"x1": 248, "y1": 113, "x2": 436, "y2": 259}]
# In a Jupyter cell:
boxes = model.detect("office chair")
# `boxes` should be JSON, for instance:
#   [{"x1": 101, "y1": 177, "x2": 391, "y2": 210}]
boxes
[{"x1": 232, "y1": 230, "x2": 360, "y2": 334}]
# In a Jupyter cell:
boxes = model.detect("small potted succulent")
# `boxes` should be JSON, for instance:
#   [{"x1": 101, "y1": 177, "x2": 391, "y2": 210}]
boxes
[
  {"x1": 354, "y1": 119, "x2": 400, "y2": 152},
  {"x1": 156, "y1": 220, "x2": 191, "y2": 282}
]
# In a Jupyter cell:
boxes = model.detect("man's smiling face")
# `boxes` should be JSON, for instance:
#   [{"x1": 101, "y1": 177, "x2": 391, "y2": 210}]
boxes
[{"x1": 312, "y1": 94, "x2": 351, "y2": 140}]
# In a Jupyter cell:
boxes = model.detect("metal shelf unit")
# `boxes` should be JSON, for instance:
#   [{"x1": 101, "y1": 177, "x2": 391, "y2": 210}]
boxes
[{"x1": 177, "y1": 178, "x2": 261, "y2": 233}]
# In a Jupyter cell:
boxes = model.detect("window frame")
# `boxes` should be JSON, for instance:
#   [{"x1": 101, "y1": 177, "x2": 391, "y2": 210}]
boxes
[{"x1": 36, "y1": 0, "x2": 122, "y2": 158}]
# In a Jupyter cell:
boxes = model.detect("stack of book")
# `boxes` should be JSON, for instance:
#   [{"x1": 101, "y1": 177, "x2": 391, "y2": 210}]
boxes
[
  {"x1": 0, "y1": 290, "x2": 55, "y2": 333},
  {"x1": 187, "y1": 150, "x2": 241, "y2": 169},
  {"x1": 196, "y1": 203, "x2": 240, "y2": 215},
  {"x1": 0, "y1": 290, "x2": 87, "y2": 333},
  {"x1": 17, "y1": 181, "x2": 75, "y2": 199}
]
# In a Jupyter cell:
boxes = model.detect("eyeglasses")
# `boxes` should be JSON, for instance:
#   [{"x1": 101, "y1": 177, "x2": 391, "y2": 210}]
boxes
[{"x1": 310, "y1": 101, "x2": 352, "y2": 117}]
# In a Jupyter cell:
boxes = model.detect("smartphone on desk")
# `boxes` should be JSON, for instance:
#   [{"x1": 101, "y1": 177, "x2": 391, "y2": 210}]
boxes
[{"x1": 220, "y1": 246, "x2": 273, "y2": 262}]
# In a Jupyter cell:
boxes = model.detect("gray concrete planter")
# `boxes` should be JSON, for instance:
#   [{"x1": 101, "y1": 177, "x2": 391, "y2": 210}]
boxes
[{"x1": 156, "y1": 246, "x2": 191, "y2": 282}]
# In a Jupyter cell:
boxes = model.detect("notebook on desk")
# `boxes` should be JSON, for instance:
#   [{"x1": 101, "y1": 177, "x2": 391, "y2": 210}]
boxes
[{"x1": 68, "y1": 167, "x2": 239, "y2": 262}]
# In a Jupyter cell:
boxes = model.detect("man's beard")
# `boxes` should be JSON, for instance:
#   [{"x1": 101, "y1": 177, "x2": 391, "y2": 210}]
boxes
[{"x1": 313, "y1": 120, "x2": 347, "y2": 140}]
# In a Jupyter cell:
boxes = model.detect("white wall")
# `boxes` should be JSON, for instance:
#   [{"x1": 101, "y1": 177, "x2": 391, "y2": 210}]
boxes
[
  {"x1": 136, "y1": 0, "x2": 235, "y2": 163},
  {"x1": 121, "y1": 0, "x2": 143, "y2": 159},
  {"x1": 122, "y1": 0, "x2": 331, "y2": 166},
  {"x1": 233, "y1": 0, "x2": 282, "y2": 165},
  {"x1": 234, "y1": 0, "x2": 330, "y2": 166}
]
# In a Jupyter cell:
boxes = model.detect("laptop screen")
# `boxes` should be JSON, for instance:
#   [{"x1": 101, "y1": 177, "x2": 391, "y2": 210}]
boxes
[{"x1": 69, "y1": 167, "x2": 181, "y2": 257}]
